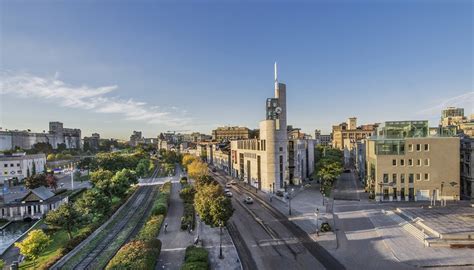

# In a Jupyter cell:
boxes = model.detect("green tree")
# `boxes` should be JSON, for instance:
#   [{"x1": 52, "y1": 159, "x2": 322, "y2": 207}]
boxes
[
  {"x1": 110, "y1": 169, "x2": 137, "y2": 198},
  {"x1": 32, "y1": 142, "x2": 53, "y2": 155},
  {"x1": 90, "y1": 169, "x2": 115, "y2": 198},
  {"x1": 45, "y1": 202, "x2": 82, "y2": 239},
  {"x1": 76, "y1": 188, "x2": 111, "y2": 221},
  {"x1": 135, "y1": 159, "x2": 150, "y2": 178},
  {"x1": 25, "y1": 174, "x2": 47, "y2": 189},
  {"x1": 187, "y1": 160, "x2": 208, "y2": 180},
  {"x1": 46, "y1": 154, "x2": 56, "y2": 161},
  {"x1": 15, "y1": 229, "x2": 51, "y2": 267},
  {"x1": 194, "y1": 184, "x2": 233, "y2": 227},
  {"x1": 209, "y1": 195, "x2": 234, "y2": 226},
  {"x1": 0, "y1": 259, "x2": 4, "y2": 269}
]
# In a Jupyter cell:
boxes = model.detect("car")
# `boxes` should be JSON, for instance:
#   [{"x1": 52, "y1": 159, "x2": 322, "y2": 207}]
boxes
[
  {"x1": 275, "y1": 190, "x2": 284, "y2": 197},
  {"x1": 243, "y1": 197, "x2": 254, "y2": 204},
  {"x1": 344, "y1": 169, "x2": 351, "y2": 173},
  {"x1": 230, "y1": 180, "x2": 237, "y2": 185},
  {"x1": 224, "y1": 191, "x2": 233, "y2": 197},
  {"x1": 224, "y1": 188, "x2": 231, "y2": 193},
  {"x1": 211, "y1": 168, "x2": 217, "y2": 172},
  {"x1": 225, "y1": 183, "x2": 232, "y2": 188}
]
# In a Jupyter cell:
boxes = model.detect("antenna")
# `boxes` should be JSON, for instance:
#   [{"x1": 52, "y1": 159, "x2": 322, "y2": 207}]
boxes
[{"x1": 274, "y1": 61, "x2": 278, "y2": 82}]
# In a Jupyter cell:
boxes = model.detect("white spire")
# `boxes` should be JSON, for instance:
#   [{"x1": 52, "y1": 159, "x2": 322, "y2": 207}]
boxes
[{"x1": 274, "y1": 61, "x2": 278, "y2": 82}]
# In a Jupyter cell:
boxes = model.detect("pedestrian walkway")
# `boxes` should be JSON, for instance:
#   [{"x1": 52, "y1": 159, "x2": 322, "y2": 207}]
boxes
[{"x1": 156, "y1": 182, "x2": 195, "y2": 270}]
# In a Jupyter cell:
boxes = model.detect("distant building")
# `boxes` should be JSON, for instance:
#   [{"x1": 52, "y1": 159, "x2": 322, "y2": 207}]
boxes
[
  {"x1": 83, "y1": 133, "x2": 100, "y2": 151},
  {"x1": 366, "y1": 120, "x2": 460, "y2": 202},
  {"x1": 129, "y1": 131, "x2": 144, "y2": 147},
  {"x1": 212, "y1": 126, "x2": 250, "y2": 141},
  {"x1": 206, "y1": 142, "x2": 232, "y2": 174},
  {"x1": 460, "y1": 136, "x2": 473, "y2": 200},
  {"x1": 440, "y1": 107, "x2": 474, "y2": 137},
  {"x1": 0, "y1": 122, "x2": 81, "y2": 151},
  {"x1": 332, "y1": 118, "x2": 378, "y2": 150},
  {"x1": 355, "y1": 140, "x2": 367, "y2": 184},
  {"x1": 314, "y1": 129, "x2": 331, "y2": 146},
  {"x1": 0, "y1": 153, "x2": 46, "y2": 184}
]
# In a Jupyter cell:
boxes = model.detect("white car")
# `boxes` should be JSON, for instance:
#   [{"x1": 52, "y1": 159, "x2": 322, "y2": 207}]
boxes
[
  {"x1": 230, "y1": 180, "x2": 237, "y2": 185},
  {"x1": 243, "y1": 197, "x2": 254, "y2": 204},
  {"x1": 224, "y1": 188, "x2": 231, "y2": 193},
  {"x1": 225, "y1": 183, "x2": 232, "y2": 188},
  {"x1": 224, "y1": 191, "x2": 233, "y2": 197}
]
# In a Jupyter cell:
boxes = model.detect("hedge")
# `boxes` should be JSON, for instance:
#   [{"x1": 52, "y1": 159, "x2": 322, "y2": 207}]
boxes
[
  {"x1": 181, "y1": 246, "x2": 209, "y2": 270},
  {"x1": 105, "y1": 239, "x2": 161, "y2": 270},
  {"x1": 181, "y1": 203, "x2": 195, "y2": 230},
  {"x1": 137, "y1": 215, "x2": 164, "y2": 241}
]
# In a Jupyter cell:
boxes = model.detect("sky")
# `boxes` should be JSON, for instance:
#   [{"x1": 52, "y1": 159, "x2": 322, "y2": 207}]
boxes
[{"x1": 1, "y1": 0, "x2": 473, "y2": 140}]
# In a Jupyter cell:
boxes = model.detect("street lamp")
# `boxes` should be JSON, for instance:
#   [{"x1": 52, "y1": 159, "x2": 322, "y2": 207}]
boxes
[
  {"x1": 219, "y1": 220, "x2": 223, "y2": 259},
  {"x1": 288, "y1": 188, "x2": 294, "y2": 216},
  {"x1": 315, "y1": 208, "x2": 320, "y2": 236}
]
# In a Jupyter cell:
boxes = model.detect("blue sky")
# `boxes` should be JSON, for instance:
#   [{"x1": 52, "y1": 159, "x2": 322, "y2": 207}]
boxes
[{"x1": 1, "y1": 0, "x2": 472, "y2": 139}]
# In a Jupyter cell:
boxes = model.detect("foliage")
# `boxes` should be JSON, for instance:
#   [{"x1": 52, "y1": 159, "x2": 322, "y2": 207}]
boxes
[
  {"x1": 187, "y1": 160, "x2": 208, "y2": 180},
  {"x1": 25, "y1": 173, "x2": 47, "y2": 189},
  {"x1": 160, "y1": 150, "x2": 181, "y2": 164},
  {"x1": 181, "y1": 246, "x2": 209, "y2": 270},
  {"x1": 182, "y1": 154, "x2": 199, "y2": 168},
  {"x1": 45, "y1": 202, "x2": 83, "y2": 239},
  {"x1": 179, "y1": 185, "x2": 196, "y2": 203},
  {"x1": 194, "y1": 183, "x2": 233, "y2": 227},
  {"x1": 180, "y1": 176, "x2": 188, "y2": 185},
  {"x1": 75, "y1": 188, "x2": 111, "y2": 221},
  {"x1": 314, "y1": 146, "x2": 343, "y2": 195},
  {"x1": 15, "y1": 229, "x2": 51, "y2": 265},
  {"x1": 105, "y1": 239, "x2": 161, "y2": 270},
  {"x1": 136, "y1": 215, "x2": 164, "y2": 241},
  {"x1": 136, "y1": 158, "x2": 151, "y2": 178},
  {"x1": 181, "y1": 203, "x2": 195, "y2": 230},
  {"x1": 195, "y1": 175, "x2": 216, "y2": 188},
  {"x1": 320, "y1": 222, "x2": 332, "y2": 232},
  {"x1": 32, "y1": 142, "x2": 54, "y2": 155},
  {"x1": 0, "y1": 259, "x2": 4, "y2": 269},
  {"x1": 78, "y1": 157, "x2": 97, "y2": 171},
  {"x1": 46, "y1": 173, "x2": 58, "y2": 190},
  {"x1": 95, "y1": 152, "x2": 144, "y2": 173}
]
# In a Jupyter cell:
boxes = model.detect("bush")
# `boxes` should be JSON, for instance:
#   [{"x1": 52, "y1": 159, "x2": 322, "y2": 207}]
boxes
[
  {"x1": 320, "y1": 222, "x2": 332, "y2": 232},
  {"x1": 181, "y1": 203, "x2": 195, "y2": 230},
  {"x1": 152, "y1": 203, "x2": 167, "y2": 216},
  {"x1": 181, "y1": 246, "x2": 209, "y2": 270},
  {"x1": 137, "y1": 215, "x2": 164, "y2": 241},
  {"x1": 106, "y1": 239, "x2": 161, "y2": 270},
  {"x1": 179, "y1": 186, "x2": 195, "y2": 203}
]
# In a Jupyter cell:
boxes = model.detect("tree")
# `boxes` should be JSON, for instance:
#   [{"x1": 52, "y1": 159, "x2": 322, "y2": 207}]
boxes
[
  {"x1": 182, "y1": 154, "x2": 198, "y2": 169},
  {"x1": 90, "y1": 169, "x2": 115, "y2": 198},
  {"x1": 25, "y1": 174, "x2": 47, "y2": 189},
  {"x1": 46, "y1": 174, "x2": 58, "y2": 190},
  {"x1": 74, "y1": 170, "x2": 82, "y2": 182},
  {"x1": 76, "y1": 188, "x2": 111, "y2": 221},
  {"x1": 45, "y1": 202, "x2": 82, "y2": 239},
  {"x1": 0, "y1": 259, "x2": 4, "y2": 269},
  {"x1": 135, "y1": 159, "x2": 150, "y2": 178},
  {"x1": 187, "y1": 160, "x2": 208, "y2": 180},
  {"x1": 195, "y1": 175, "x2": 216, "y2": 187},
  {"x1": 194, "y1": 183, "x2": 233, "y2": 227},
  {"x1": 46, "y1": 154, "x2": 56, "y2": 161},
  {"x1": 15, "y1": 229, "x2": 51, "y2": 267},
  {"x1": 56, "y1": 143, "x2": 67, "y2": 152},
  {"x1": 32, "y1": 142, "x2": 53, "y2": 155},
  {"x1": 110, "y1": 169, "x2": 137, "y2": 198}
]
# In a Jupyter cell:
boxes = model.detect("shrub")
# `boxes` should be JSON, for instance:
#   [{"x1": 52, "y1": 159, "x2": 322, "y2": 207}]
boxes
[
  {"x1": 152, "y1": 203, "x2": 167, "y2": 216},
  {"x1": 320, "y1": 222, "x2": 331, "y2": 232},
  {"x1": 137, "y1": 215, "x2": 164, "y2": 241},
  {"x1": 179, "y1": 186, "x2": 195, "y2": 203},
  {"x1": 180, "y1": 203, "x2": 195, "y2": 230},
  {"x1": 106, "y1": 239, "x2": 161, "y2": 270},
  {"x1": 181, "y1": 246, "x2": 209, "y2": 270},
  {"x1": 181, "y1": 261, "x2": 209, "y2": 270}
]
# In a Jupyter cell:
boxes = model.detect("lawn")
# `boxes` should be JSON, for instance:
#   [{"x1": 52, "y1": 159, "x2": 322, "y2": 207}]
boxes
[{"x1": 19, "y1": 230, "x2": 68, "y2": 270}]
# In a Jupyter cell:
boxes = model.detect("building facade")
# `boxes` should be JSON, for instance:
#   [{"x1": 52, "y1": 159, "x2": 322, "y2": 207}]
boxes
[
  {"x1": 0, "y1": 122, "x2": 81, "y2": 151},
  {"x1": 0, "y1": 153, "x2": 47, "y2": 184},
  {"x1": 314, "y1": 129, "x2": 331, "y2": 146},
  {"x1": 440, "y1": 107, "x2": 474, "y2": 137},
  {"x1": 366, "y1": 121, "x2": 460, "y2": 202},
  {"x1": 460, "y1": 136, "x2": 473, "y2": 200},
  {"x1": 212, "y1": 126, "x2": 250, "y2": 141},
  {"x1": 83, "y1": 133, "x2": 100, "y2": 151},
  {"x1": 332, "y1": 118, "x2": 377, "y2": 150}
]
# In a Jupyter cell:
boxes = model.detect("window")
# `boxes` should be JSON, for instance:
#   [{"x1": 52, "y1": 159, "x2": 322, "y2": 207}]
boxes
[
  {"x1": 408, "y1": 159, "x2": 413, "y2": 166},
  {"x1": 408, "y1": 144, "x2": 413, "y2": 151},
  {"x1": 424, "y1": 144, "x2": 429, "y2": 151},
  {"x1": 400, "y1": 159, "x2": 405, "y2": 166},
  {"x1": 416, "y1": 173, "x2": 421, "y2": 181},
  {"x1": 392, "y1": 159, "x2": 397, "y2": 166},
  {"x1": 424, "y1": 159, "x2": 429, "y2": 166},
  {"x1": 10, "y1": 164, "x2": 14, "y2": 167},
  {"x1": 16, "y1": 163, "x2": 20, "y2": 167},
  {"x1": 383, "y1": 173, "x2": 389, "y2": 183},
  {"x1": 392, "y1": 173, "x2": 397, "y2": 183},
  {"x1": 416, "y1": 144, "x2": 421, "y2": 151},
  {"x1": 417, "y1": 159, "x2": 421, "y2": 166},
  {"x1": 424, "y1": 173, "x2": 429, "y2": 181},
  {"x1": 400, "y1": 173, "x2": 405, "y2": 183},
  {"x1": 409, "y1": 173, "x2": 414, "y2": 183},
  {"x1": 279, "y1": 147, "x2": 283, "y2": 152},
  {"x1": 3, "y1": 172, "x2": 7, "y2": 175},
  {"x1": 3, "y1": 164, "x2": 7, "y2": 168}
]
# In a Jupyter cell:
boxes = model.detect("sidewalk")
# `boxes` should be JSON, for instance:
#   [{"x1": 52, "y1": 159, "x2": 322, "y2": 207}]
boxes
[{"x1": 156, "y1": 182, "x2": 195, "y2": 270}]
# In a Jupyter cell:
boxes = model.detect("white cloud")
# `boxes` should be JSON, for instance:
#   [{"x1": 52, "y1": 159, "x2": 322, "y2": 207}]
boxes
[
  {"x1": 0, "y1": 71, "x2": 191, "y2": 126},
  {"x1": 417, "y1": 91, "x2": 474, "y2": 117}
]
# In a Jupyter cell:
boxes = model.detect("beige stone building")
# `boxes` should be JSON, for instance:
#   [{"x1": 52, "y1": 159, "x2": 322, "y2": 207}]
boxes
[
  {"x1": 212, "y1": 126, "x2": 251, "y2": 141},
  {"x1": 366, "y1": 120, "x2": 460, "y2": 202},
  {"x1": 440, "y1": 107, "x2": 474, "y2": 137},
  {"x1": 332, "y1": 118, "x2": 378, "y2": 150}
]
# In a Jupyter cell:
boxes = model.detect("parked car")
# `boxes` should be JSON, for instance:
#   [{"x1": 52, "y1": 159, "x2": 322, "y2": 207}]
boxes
[
  {"x1": 211, "y1": 168, "x2": 217, "y2": 172},
  {"x1": 224, "y1": 191, "x2": 233, "y2": 197},
  {"x1": 230, "y1": 180, "x2": 237, "y2": 185},
  {"x1": 243, "y1": 197, "x2": 254, "y2": 204},
  {"x1": 224, "y1": 188, "x2": 231, "y2": 193},
  {"x1": 276, "y1": 190, "x2": 284, "y2": 197},
  {"x1": 225, "y1": 183, "x2": 232, "y2": 188}
]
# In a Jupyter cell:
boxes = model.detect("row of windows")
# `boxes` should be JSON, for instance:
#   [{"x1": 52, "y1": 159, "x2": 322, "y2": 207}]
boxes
[
  {"x1": 3, "y1": 170, "x2": 22, "y2": 175},
  {"x1": 3, "y1": 163, "x2": 21, "y2": 168},
  {"x1": 408, "y1": 143, "x2": 429, "y2": 152},
  {"x1": 392, "y1": 158, "x2": 430, "y2": 166},
  {"x1": 237, "y1": 140, "x2": 266, "y2": 151},
  {"x1": 383, "y1": 172, "x2": 430, "y2": 183}
]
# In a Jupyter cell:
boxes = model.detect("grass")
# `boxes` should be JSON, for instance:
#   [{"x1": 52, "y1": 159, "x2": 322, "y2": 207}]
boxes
[{"x1": 19, "y1": 230, "x2": 68, "y2": 270}]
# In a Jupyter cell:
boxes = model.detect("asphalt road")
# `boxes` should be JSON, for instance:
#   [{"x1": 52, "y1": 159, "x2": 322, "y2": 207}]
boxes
[{"x1": 211, "y1": 170, "x2": 345, "y2": 270}]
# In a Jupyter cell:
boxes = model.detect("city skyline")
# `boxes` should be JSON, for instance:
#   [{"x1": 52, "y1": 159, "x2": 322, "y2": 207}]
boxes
[{"x1": 1, "y1": 1, "x2": 473, "y2": 139}]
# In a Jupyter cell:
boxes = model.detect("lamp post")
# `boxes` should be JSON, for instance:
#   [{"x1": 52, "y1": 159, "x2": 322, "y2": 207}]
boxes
[
  {"x1": 315, "y1": 208, "x2": 320, "y2": 236},
  {"x1": 288, "y1": 188, "x2": 294, "y2": 216},
  {"x1": 219, "y1": 220, "x2": 223, "y2": 259}
]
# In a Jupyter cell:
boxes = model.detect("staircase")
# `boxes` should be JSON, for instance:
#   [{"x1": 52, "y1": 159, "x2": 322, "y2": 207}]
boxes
[{"x1": 386, "y1": 210, "x2": 429, "y2": 246}]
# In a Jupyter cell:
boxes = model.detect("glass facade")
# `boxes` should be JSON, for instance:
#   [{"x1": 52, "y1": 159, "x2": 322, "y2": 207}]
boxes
[{"x1": 376, "y1": 121, "x2": 429, "y2": 139}]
